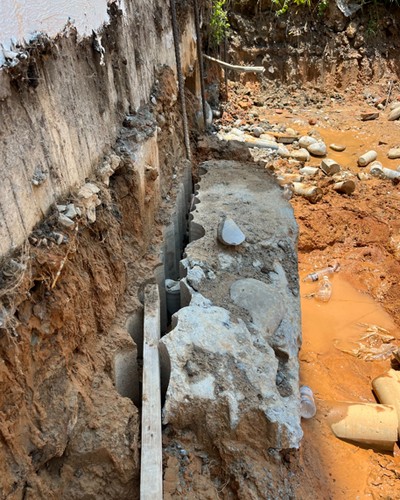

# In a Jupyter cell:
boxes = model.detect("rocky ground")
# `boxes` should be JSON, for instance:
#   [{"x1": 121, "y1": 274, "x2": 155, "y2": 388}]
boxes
[{"x1": 184, "y1": 77, "x2": 400, "y2": 498}]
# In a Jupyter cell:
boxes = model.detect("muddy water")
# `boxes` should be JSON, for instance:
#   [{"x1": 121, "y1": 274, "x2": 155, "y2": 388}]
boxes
[
  {"x1": 0, "y1": 0, "x2": 121, "y2": 64},
  {"x1": 299, "y1": 273, "x2": 399, "y2": 497},
  {"x1": 300, "y1": 274, "x2": 396, "y2": 357}
]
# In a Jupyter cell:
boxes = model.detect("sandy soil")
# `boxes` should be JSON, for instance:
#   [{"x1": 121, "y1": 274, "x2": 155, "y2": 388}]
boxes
[{"x1": 215, "y1": 79, "x2": 400, "y2": 498}]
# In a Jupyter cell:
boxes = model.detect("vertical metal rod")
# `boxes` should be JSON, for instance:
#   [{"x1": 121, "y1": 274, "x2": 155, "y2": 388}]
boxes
[
  {"x1": 170, "y1": 0, "x2": 191, "y2": 160},
  {"x1": 193, "y1": 0, "x2": 208, "y2": 129}
]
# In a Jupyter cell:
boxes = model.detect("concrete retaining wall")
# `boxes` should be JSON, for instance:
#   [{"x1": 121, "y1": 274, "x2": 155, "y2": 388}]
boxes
[{"x1": 0, "y1": 1, "x2": 197, "y2": 257}]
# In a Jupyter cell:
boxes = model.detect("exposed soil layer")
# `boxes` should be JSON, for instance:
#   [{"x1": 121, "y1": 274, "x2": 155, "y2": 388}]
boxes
[{"x1": 0, "y1": 65, "x2": 189, "y2": 498}]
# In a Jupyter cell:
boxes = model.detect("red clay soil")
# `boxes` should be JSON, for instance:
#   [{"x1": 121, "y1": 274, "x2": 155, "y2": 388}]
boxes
[{"x1": 215, "y1": 79, "x2": 400, "y2": 498}]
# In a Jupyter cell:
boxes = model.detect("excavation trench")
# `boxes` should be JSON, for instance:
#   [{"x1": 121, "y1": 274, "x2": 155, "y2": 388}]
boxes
[
  {"x1": 2, "y1": 1, "x2": 400, "y2": 498},
  {"x1": 113, "y1": 142, "x2": 303, "y2": 498}
]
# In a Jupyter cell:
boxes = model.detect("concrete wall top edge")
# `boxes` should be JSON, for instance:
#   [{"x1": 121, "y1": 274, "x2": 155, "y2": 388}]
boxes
[{"x1": 0, "y1": 1, "x2": 124, "y2": 67}]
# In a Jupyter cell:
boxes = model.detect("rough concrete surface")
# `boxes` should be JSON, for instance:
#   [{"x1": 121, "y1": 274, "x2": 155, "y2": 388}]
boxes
[{"x1": 161, "y1": 159, "x2": 302, "y2": 495}]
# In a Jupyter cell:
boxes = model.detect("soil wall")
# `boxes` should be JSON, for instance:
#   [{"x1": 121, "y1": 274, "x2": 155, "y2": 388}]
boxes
[
  {"x1": 0, "y1": 2, "x2": 199, "y2": 498},
  {"x1": 227, "y1": 1, "x2": 400, "y2": 90}
]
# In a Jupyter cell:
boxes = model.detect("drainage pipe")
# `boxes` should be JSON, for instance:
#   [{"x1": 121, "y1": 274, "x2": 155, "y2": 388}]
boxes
[
  {"x1": 203, "y1": 54, "x2": 265, "y2": 73},
  {"x1": 170, "y1": 0, "x2": 191, "y2": 160},
  {"x1": 140, "y1": 284, "x2": 162, "y2": 500}
]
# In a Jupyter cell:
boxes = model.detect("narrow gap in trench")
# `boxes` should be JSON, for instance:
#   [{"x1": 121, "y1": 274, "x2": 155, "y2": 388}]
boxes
[{"x1": 118, "y1": 164, "x2": 207, "y2": 409}]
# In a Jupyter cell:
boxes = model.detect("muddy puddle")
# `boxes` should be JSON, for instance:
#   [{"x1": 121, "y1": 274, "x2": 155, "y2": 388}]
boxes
[
  {"x1": 300, "y1": 274, "x2": 396, "y2": 357},
  {"x1": 299, "y1": 274, "x2": 400, "y2": 498}
]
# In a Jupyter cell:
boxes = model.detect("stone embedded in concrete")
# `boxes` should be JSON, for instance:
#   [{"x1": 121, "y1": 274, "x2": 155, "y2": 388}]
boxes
[
  {"x1": 217, "y1": 217, "x2": 246, "y2": 246},
  {"x1": 160, "y1": 303, "x2": 302, "y2": 449},
  {"x1": 230, "y1": 278, "x2": 285, "y2": 335},
  {"x1": 186, "y1": 265, "x2": 206, "y2": 291}
]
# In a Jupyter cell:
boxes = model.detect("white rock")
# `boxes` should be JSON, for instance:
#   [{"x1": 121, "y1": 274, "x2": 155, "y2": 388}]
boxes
[
  {"x1": 277, "y1": 145, "x2": 290, "y2": 158},
  {"x1": 299, "y1": 166, "x2": 319, "y2": 177},
  {"x1": 78, "y1": 182, "x2": 100, "y2": 198},
  {"x1": 298, "y1": 136, "x2": 317, "y2": 148},
  {"x1": 65, "y1": 203, "x2": 78, "y2": 220},
  {"x1": 230, "y1": 128, "x2": 245, "y2": 137},
  {"x1": 243, "y1": 136, "x2": 279, "y2": 150},
  {"x1": 251, "y1": 127, "x2": 264, "y2": 138},
  {"x1": 330, "y1": 143, "x2": 346, "y2": 152},
  {"x1": 307, "y1": 141, "x2": 327, "y2": 157},
  {"x1": 388, "y1": 107, "x2": 400, "y2": 121},
  {"x1": 217, "y1": 218, "x2": 245, "y2": 246},
  {"x1": 387, "y1": 148, "x2": 400, "y2": 159},
  {"x1": 260, "y1": 133, "x2": 277, "y2": 142},
  {"x1": 58, "y1": 214, "x2": 75, "y2": 228},
  {"x1": 291, "y1": 148, "x2": 310, "y2": 162}
]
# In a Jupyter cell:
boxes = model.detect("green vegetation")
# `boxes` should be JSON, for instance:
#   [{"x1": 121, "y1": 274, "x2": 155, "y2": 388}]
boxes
[
  {"x1": 210, "y1": 0, "x2": 230, "y2": 47},
  {"x1": 271, "y1": 0, "x2": 329, "y2": 16}
]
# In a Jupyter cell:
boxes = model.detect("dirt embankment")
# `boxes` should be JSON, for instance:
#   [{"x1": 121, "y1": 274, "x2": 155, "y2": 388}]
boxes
[
  {"x1": 0, "y1": 65, "x2": 188, "y2": 499},
  {"x1": 227, "y1": 0, "x2": 400, "y2": 89}
]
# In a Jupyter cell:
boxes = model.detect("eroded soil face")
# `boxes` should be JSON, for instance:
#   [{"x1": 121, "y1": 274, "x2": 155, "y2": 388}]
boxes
[{"x1": 214, "y1": 79, "x2": 400, "y2": 498}]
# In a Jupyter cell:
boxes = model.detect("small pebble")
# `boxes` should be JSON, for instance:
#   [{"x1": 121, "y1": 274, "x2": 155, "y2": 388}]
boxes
[{"x1": 330, "y1": 144, "x2": 346, "y2": 152}]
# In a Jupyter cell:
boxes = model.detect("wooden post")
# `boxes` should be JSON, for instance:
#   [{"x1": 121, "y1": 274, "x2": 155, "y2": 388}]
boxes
[{"x1": 140, "y1": 284, "x2": 162, "y2": 500}]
